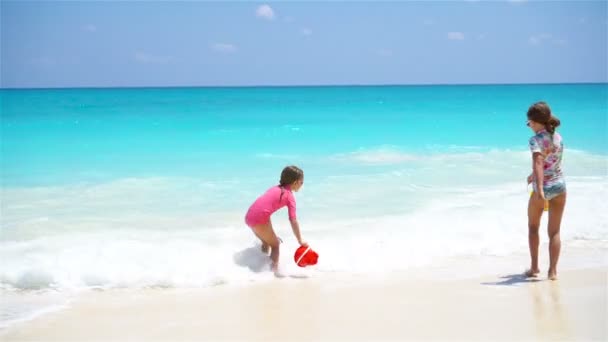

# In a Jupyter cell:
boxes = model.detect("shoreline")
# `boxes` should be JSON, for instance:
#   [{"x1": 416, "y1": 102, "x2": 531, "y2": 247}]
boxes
[{"x1": 2, "y1": 255, "x2": 606, "y2": 341}]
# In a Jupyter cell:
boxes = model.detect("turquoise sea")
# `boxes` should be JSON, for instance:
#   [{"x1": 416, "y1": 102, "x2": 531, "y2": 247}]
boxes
[
  {"x1": 1, "y1": 84, "x2": 607, "y2": 325},
  {"x1": 2, "y1": 84, "x2": 607, "y2": 186}
]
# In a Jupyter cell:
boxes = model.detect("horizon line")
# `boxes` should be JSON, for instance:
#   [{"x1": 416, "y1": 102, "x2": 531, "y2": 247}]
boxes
[{"x1": 1, "y1": 81, "x2": 607, "y2": 91}]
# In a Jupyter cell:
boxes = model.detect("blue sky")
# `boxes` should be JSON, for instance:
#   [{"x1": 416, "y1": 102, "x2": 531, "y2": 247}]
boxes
[{"x1": 1, "y1": 1, "x2": 606, "y2": 88}]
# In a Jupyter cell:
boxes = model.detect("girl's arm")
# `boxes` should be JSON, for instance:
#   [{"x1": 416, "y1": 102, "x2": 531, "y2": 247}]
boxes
[
  {"x1": 289, "y1": 218, "x2": 307, "y2": 246},
  {"x1": 532, "y1": 152, "x2": 545, "y2": 199}
]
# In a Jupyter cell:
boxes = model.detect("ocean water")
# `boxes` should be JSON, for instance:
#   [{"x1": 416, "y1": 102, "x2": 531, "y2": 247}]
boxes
[{"x1": 1, "y1": 84, "x2": 607, "y2": 326}]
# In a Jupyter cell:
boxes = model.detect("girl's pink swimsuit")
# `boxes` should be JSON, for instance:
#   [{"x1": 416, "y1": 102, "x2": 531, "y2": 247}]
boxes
[{"x1": 245, "y1": 185, "x2": 297, "y2": 227}]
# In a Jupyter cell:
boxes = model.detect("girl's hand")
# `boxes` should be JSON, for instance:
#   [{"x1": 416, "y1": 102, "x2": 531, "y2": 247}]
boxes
[
  {"x1": 536, "y1": 191, "x2": 546, "y2": 200},
  {"x1": 299, "y1": 240, "x2": 308, "y2": 247},
  {"x1": 527, "y1": 174, "x2": 534, "y2": 184}
]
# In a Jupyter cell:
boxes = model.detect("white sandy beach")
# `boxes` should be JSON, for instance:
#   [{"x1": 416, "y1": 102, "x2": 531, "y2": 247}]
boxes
[{"x1": 2, "y1": 254, "x2": 606, "y2": 341}]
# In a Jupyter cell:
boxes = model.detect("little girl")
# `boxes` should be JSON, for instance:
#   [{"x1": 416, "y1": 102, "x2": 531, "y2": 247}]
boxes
[{"x1": 245, "y1": 165, "x2": 307, "y2": 271}]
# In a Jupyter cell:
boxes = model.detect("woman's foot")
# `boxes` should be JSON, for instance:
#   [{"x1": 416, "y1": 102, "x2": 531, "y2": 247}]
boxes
[
  {"x1": 524, "y1": 268, "x2": 540, "y2": 277},
  {"x1": 548, "y1": 269, "x2": 558, "y2": 281}
]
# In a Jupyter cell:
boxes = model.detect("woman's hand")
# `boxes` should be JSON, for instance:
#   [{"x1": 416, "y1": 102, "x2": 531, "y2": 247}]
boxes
[
  {"x1": 536, "y1": 190, "x2": 546, "y2": 200},
  {"x1": 527, "y1": 174, "x2": 534, "y2": 184},
  {"x1": 299, "y1": 240, "x2": 308, "y2": 247}
]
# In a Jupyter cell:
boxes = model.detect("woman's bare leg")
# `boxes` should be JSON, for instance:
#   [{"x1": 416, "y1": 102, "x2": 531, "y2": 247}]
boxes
[
  {"x1": 527, "y1": 192, "x2": 545, "y2": 277},
  {"x1": 547, "y1": 192, "x2": 566, "y2": 280}
]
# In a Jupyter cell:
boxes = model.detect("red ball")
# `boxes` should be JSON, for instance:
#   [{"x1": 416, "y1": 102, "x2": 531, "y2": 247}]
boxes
[{"x1": 294, "y1": 246, "x2": 318, "y2": 267}]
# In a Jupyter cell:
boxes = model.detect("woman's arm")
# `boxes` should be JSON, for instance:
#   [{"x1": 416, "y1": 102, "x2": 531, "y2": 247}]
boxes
[{"x1": 532, "y1": 152, "x2": 545, "y2": 199}]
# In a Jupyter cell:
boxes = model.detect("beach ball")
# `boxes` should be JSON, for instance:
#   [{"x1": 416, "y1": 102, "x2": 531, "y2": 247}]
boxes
[{"x1": 294, "y1": 245, "x2": 318, "y2": 267}]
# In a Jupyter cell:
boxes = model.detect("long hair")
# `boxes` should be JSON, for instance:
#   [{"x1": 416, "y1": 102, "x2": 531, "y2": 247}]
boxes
[{"x1": 527, "y1": 101, "x2": 561, "y2": 134}]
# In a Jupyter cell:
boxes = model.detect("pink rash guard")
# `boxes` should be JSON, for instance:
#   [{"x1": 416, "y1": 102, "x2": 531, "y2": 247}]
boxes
[{"x1": 245, "y1": 185, "x2": 297, "y2": 227}]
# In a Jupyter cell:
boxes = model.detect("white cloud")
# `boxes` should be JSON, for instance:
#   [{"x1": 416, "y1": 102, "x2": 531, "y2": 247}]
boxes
[
  {"x1": 255, "y1": 4, "x2": 275, "y2": 20},
  {"x1": 529, "y1": 33, "x2": 551, "y2": 45},
  {"x1": 83, "y1": 24, "x2": 97, "y2": 32},
  {"x1": 376, "y1": 49, "x2": 393, "y2": 57},
  {"x1": 210, "y1": 43, "x2": 238, "y2": 53},
  {"x1": 300, "y1": 28, "x2": 312, "y2": 36},
  {"x1": 447, "y1": 32, "x2": 465, "y2": 40},
  {"x1": 134, "y1": 52, "x2": 172, "y2": 64},
  {"x1": 528, "y1": 33, "x2": 566, "y2": 46},
  {"x1": 554, "y1": 39, "x2": 568, "y2": 46}
]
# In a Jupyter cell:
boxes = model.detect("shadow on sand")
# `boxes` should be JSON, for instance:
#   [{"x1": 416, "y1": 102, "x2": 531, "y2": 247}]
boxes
[
  {"x1": 233, "y1": 246, "x2": 270, "y2": 273},
  {"x1": 481, "y1": 273, "x2": 542, "y2": 286},
  {"x1": 233, "y1": 246, "x2": 312, "y2": 279}
]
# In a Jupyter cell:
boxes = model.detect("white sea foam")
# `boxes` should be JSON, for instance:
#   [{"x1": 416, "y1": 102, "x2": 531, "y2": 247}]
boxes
[
  {"x1": 1, "y1": 148, "x2": 606, "y2": 328},
  {"x1": 1, "y1": 175, "x2": 605, "y2": 291}
]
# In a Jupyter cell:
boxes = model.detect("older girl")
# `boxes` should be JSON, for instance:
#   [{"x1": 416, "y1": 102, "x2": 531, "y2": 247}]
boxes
[{"x1": 525, "y1": 102, "x2": 566, "y2": 280}]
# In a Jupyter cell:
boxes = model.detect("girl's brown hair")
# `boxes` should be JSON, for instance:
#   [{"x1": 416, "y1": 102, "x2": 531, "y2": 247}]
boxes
[
  {"x1": 279, "y1": 165, "x2": 304, "y2": 201},
  {"x1": 527, "y1": 101, "x2": 561, "y2": 134}
]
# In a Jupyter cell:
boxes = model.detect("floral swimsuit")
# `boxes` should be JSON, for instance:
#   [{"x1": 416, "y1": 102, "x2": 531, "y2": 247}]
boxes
[{"x1": 529, "y1": 129, "x2": 566, "y2": 200}]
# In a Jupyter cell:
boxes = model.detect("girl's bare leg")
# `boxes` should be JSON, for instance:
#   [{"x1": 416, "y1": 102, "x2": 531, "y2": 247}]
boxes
[
  {"x1": 547, "y1": 192, "x2": 566, "y2": 280},
  {"x1": 526, "y1": 192, "x2": 545, "y2": 277},
  {"x1": 261, "y1": 243, "x2": 270, "y2": 255},
  {"x1": 251, "y1": 221, "x2": 281, "y2": 271}
]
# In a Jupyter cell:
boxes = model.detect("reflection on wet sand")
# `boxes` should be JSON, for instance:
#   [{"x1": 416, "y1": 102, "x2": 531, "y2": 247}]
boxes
[{"x1": 530, "y1": 280, "x2": 572, "y2": 341}]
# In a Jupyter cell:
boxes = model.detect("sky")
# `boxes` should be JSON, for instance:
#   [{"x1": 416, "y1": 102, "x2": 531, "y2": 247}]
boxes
[{"x1": 1, "y1": 1, "x2": 607, "y2": 88}]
